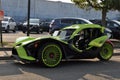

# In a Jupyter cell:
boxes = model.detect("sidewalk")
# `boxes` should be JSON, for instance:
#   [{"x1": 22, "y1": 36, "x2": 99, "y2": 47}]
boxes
[
  {"x1": 113, "y1": 48, "x2": 120, "y2": 56},
  {"x1": 0, "y1": 51, "x2": 13, "y2": 60}
]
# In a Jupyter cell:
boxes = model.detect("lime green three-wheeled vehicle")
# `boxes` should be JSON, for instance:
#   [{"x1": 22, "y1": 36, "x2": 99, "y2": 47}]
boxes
[{"x1": 12, "y1": 24, "x2": 113, "y2": 67}]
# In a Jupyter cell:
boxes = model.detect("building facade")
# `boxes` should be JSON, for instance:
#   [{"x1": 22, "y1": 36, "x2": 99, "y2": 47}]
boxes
[{"x1": 1, "y1": 0, "x2": 120, "y2": 22}]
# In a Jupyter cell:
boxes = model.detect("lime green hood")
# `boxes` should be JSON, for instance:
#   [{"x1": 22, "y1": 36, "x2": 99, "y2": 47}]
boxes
[{"x1": 14, "y1": 35, "x2": 65, "y2": 46}]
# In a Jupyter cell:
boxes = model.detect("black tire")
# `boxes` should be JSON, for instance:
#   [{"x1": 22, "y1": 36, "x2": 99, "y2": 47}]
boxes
[
  {"x1": 97, "y1": 42, "x2": 113, "y2": 61},
  {"x1": 39, "y1": 28, "x2": 43, "y2": 34},
  {"x1": 36, "y1": 29, "x2": 40, "y2": 34},
  {"x1": 22, "y1": 27, "x2": 27, "y2": 33},
  {"x1": 5, "y1": 26, "x2": 9, "y2": 33},
  {"x1": 40, "y1": 31, "x2": 43, "y2": 34},
  {"x1": 38, "y1": 43, "x2": 62, "y2": 67},
  {"x1": 37, "y1": 31, "x2": 39, "y2": 34},
  {"x1": 23, "y1": 30, "x2": 26, "y2": 33},
  {"x1": 13, "y1": 26, "x2": 16, "y2": 33}
]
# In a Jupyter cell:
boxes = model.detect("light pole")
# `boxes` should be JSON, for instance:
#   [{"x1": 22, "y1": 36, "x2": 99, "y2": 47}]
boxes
[
  {"x1": 27, "y1": 0, "x2": 31, "y2": 36},
  {"x1": 0, "y1": 0, "x2": 3, "y2": 46}
]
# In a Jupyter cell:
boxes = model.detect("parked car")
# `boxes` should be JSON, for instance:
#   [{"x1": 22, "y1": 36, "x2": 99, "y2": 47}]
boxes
[
  {"x1": 40, "y1": 21, "x2": 50, "y2": 32},
  {"x1": 90, "y1": 19, "x2": 120, "y2": 39},
  {"x1": 16, "y1": 21, "x2": 23, "y2": 31},
  {"x1": 22, "y1": 18, "x2": 42, "y2": 34},
  {"x1": 49, "y1": 17, "x2": 93, "y2": 34},
  {"x1": 2, "y1": 16, "x2": 17, "y2": 33},
  {"x1": 12, "y1": 24, "x2": 113, "y2": 67}
]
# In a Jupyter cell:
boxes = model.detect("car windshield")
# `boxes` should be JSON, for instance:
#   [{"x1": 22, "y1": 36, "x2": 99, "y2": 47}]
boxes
[
  {"x1": 3, "y1": 18, "x2": 8, "y2": 21},
  {"x1": 53, "y1": 29, "x2": 75, "y2": 40},
  {"x1": 29, "y1": 19, "x2": 39, "y2": 23}
]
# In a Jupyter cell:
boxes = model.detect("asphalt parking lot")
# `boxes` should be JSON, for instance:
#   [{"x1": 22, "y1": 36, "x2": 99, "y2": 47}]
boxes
[{"x1": 0, "y1": 51, "x2": 119, "y2": 80}]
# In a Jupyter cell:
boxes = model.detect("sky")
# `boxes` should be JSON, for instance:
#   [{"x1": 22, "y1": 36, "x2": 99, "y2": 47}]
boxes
[{"x1": 48, "y1": 0, "x2": 73, "y2": 3}]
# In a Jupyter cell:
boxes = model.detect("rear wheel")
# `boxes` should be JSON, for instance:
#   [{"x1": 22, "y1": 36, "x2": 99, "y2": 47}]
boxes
[
  {"x1": 38, "y1": 43, "x2": 62, "y2": 67},
  {"x1": 97, "y1": 42, "x2": 113, "y2": 61}
]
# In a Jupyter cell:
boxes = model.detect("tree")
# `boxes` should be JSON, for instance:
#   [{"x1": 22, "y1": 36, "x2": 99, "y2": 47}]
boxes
[{"x1": 71, "y1": 0, "x2": 120, "y2": 26}]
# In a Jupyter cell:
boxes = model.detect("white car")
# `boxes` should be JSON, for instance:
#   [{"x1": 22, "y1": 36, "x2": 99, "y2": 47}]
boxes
[{"x1": 2, "y1": 16, "x2": 17, "y2": 33}]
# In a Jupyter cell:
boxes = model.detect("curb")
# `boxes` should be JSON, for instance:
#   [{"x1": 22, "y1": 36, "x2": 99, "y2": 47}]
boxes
[
  {"x1": 113, "y1": 53, "x2": 120, "y2": 56},
  {"x1": 0, "y1": 47, "x2": 13, "y2": 60},
  {"x1": 0, "y1": 56, "x2": 15, "y2": 60},
  {"x1": 0, "y1": 48, "x2": 12, "y2": 51}
]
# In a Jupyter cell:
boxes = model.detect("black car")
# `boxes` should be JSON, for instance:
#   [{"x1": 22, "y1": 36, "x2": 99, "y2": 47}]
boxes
[
  {"x1": 40, "y1": 21, "x2": 50, "y2": 32},
  {"x1": 49, "y1": 17, "x2": 93, "y2": 34},
  {"x1": 22, "y1": 18, "x2": 42, "y2": 34},
  {"x1": 90, "y1": 19, "x2": 120, "y2": 39},
  {"x1": 16, "y1": 22, "x2": 23, "y2": 31}
]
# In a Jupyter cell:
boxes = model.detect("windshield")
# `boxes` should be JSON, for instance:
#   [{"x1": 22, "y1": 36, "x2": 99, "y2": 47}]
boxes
[
  {"x1": 29, "y1": 19, "x2": 39, "y2": 23},
  {"x1": 53, "y1": 29, "x2": 75, "y2": 40}
]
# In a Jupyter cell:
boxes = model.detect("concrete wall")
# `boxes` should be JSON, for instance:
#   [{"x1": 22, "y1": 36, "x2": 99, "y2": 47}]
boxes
[{"x1": 1, "y1": 0, "x2": 120, "y2": 22}]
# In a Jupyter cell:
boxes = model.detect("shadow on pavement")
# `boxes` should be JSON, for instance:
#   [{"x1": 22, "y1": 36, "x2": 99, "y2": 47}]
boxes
[{"x1": 12, "y1": 59, "x2": 120, "y2": 80}]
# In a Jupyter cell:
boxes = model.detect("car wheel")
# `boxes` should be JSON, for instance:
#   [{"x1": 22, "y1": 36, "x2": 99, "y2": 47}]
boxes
[
  {"x1": 97, "y1": 42, "x2": 113, "y2": 61},
  {"x1": 40, "y1": 31, "x2": 43, "y2": 34},
  {"x1": 13, "y1": 26, "x2": 16, "y2": 33},
  {"x1": 5, "y1": 26, "x2": 9, "y2": 33},
  {"x1": 36, "y1": 29, "x2": 40, "y2": 34},
  {"x1": 39, "y1": 28, "x2": 43, "y2": 34},
  {"x1": 22, "y1": 27, "x2": 27, "y2": 33},
  {"x1": 38, "y1": 43, "x2": 62, "y2": 67},
  {"x1": 23, "y1": 30, "x2": 26, "y2": 33},
  {"x1": 37, "y1": 31, "x2": 39, "y2": 34}
]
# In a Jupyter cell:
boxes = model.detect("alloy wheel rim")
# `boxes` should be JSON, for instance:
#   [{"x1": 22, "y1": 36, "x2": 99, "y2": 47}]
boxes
[{"x1": 42, "y1": 44, "x2": 62, "y2": 67}]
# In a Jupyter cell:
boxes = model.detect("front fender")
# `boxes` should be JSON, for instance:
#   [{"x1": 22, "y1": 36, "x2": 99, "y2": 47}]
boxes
[
  {"x1": 105, "y1": 39, "x2": 114, "y2": 47},
  {"x1": 14, "y1": 36, "x2": 35, "y2": 46}
]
